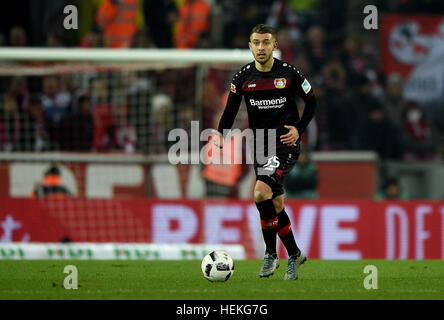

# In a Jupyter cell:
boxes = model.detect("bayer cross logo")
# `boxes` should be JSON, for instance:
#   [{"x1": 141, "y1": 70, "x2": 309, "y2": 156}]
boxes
[{"x1": 274, "y1": 78, "x2": 286, "y2": 89}]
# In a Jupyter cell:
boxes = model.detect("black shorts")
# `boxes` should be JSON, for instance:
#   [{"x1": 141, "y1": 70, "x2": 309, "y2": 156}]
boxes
[{"x1": 254, "y1": 144, "x2": 300, "y2": 198}]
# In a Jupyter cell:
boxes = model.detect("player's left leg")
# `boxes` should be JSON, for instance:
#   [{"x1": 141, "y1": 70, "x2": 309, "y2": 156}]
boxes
[
  {"x1": 273, "y1": 195, "x2": 299, "y2": 257},
  {"x1": 272, "y1": 195, "x2": 307, "y2": 280}
]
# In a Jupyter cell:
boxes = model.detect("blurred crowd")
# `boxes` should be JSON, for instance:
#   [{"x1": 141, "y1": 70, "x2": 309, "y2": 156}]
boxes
[
  {"x1": 0, "y1": 0, "x2": 444, "y2": 163},
  {"x1": 0, "y1": 68, "x2": 199, "y2": 153}
]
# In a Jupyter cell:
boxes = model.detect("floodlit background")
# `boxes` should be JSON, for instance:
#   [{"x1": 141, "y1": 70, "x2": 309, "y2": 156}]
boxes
[{"x1": 0, "y1": 0, "x2": 444, "y2": 261}]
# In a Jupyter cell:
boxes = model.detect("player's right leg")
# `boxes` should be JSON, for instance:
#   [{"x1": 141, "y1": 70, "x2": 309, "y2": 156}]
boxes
[{"x1": 254, "y1": 180, "x2": 280, "y2": 278}]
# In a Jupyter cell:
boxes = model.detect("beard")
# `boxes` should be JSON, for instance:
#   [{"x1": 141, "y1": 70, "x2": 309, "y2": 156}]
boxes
[
  {"x1": 257, "y1": 59, "x2": 269, "y2": 65},
  {"x1": 256, "y1": 53, "x2": 271, "y2": 65}
]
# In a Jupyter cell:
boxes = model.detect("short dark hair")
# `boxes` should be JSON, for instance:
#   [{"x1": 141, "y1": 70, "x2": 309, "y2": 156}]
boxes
[
  {"x1": 78, "y1": 95, "x2": 91, "y2": 105},
  {"x1": 249, "y1": 24, "x2": 276, "y2": 40},
  {"x1": 45, "y1": 165, "x2": 61, "y2": 176},
  {"x1": 384, "y1": 177, "x2": 399, "y2": 189}
]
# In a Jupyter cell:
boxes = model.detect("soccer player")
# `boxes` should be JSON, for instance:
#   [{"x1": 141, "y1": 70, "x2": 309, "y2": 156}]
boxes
[{"x1": 213, "y1": 24, "x2": 316, "y2": 280}]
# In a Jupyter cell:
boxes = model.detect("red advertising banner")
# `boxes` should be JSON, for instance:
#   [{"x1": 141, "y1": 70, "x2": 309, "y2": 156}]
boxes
[
  {"x1": 1, "y1": 198, "x2": 443, "y2": 259},
  {"x1": 0, "y1": 157, "x2": 376, "y2": 200}
]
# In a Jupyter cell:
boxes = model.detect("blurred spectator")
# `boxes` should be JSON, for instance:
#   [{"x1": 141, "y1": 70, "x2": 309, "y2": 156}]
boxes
[
  {"x1": 9, "y1": 26, "x2": 27, "y2": 47},
  {"x1": 59, "y1": 95, "x2": 94, "y2": 151},
  {"x1": 202, "y1": 80, "x2": 223, "y2": 130},
  {"x1": 381, "y1": 73, "x2": 404, "y2": 130},
  {"x1": 60, "y1": 236, "x2": 73, "y2": 243},
  {"x1": 316, "y1": 0, "x2": 347, "y2": 49},
  {"x1": 374, "y1": 177, "x2": 408, "y2": 200},
  {"x1": 155, "y1": 68, "x2": 197, "y2": 130},
  {"x1": 28, "y1": 1, "x2": 67, "y2": 46},
  {"x1": 310, "y1": 77, "x2": 330, "y2": 150},
  {"x1": 91, "y1": 77, "x2": 126, "y2": 151},
  {"x1": 284, "y1": 148, "x2": 319, "y2": 199},
  {"x1": 219, "y1": 0, "x2": 268, "y2": 48},
  {"x1": 80, "y1": 28, "x2": 107, "y2": 48},
  {"x1": 127, "y1": 71, "x2": 154, "y2": 152},
  {"x1": 96, "y1": 0, "x2": 139, "y2": 48},
  {"x1": 321, "y1": 60, "x2": 356, "y2": 149},
  {"x1": 276, "y1": 28, "x2": 296, "y2": 63},
  {"x1": 203, "y1": 132, "x2": 247, "y2": 198},
  {"x1": 41, "y1": 76, "x2": 71, "y2": 125},
  {"x1": 143, "y1": 0, "x2": 177, "y2": 48},
  {"x1": 203, "y1": 107, "x2": 248, "y2": 198},
  {"x1": 349, "y1": 73, "x2": 384, "y2": 126},
  {"x1": 267, "y1": 0, "x2": 301, "y2": 41},
  {"x1": 174, "y1": 0, "x2": 211, "y2": 49},
  {"x1": 31, "y1": 165, "x2": 71, "y2": 198},
  {"x1": 322, "y1": 59, "x2": 347, "y2": 90},
  {"x1": 401, "y1": 101, "x2": 440, "y2": 162},
  {"x1": 306, "y1": 25, "x2": 327, "y2": 74},
  {"x1": 9, "y1": 76, "x2": 29, "y2": 112},
  {"x1": 149, "y1": 93, "x2": 175, "y2": 154},
  {"x1": 17, "y1": 96, "x2": 49, "y2": 151},
  {"x1": 130, "y1": 28, "x2": 155, "y2": 48},
  {"x1": 111, "y1": 104, "x2": 137, "y2": 153},
  {"x1": 40, "y1": 75, "x2": 71, "y2": 150},
  {"x1": 91, "y1": 75, "x2": 138, "y2": 153},
  {"x1": 0, "y1": 95, "x2": 20, "y2": 151},
  {"x1": 266, "y1": 0, "x2": 316, "y2": 43},
  {"x1": 231, "y1": 32, "x2": 249, "y2": 49},
  {"x1": 362, "y1": 43, "x2": 384, "y2": 98},
  {"x1": 341, "y1": 33, "x2": 365, "y2": 77},
  {"x1": 46, "y1": 31, "x2": 66, "y2": 47},
  {"x1": 354, "y1": 102, "x2": 402, "y2": 160}
]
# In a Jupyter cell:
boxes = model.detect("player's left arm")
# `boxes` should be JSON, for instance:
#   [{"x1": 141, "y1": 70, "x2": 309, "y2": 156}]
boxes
[
  {"x1": 295, "y1": 76, "x2": 316, "y2": 137},
  {"x1": 281, "y1": 70, "x2": 317, "y2": 146}
]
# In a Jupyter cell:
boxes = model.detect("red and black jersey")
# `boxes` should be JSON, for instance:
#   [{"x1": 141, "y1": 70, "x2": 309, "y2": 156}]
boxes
[{"x1": 218, "y1": 58, "x2": 316, "y2": 151}]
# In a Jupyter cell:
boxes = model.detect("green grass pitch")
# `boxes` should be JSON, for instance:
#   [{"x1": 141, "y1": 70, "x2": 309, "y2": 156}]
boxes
[{"x1": 1, "y1": 260, "x2": 443, "y2": 300}]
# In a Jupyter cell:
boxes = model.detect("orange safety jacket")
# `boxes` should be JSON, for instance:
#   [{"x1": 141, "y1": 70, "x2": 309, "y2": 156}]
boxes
[
  {"x1": 174, "y1": 0, "x2": 210, "y2": 49},
  {"x1": 96, "y1": 0, "x2": 138, "y2": 48},
  {"x1": 31, "y1": 175, "x2": 71, "y2": 199},
  {"x1": 202, "y1": 134, "x2": 243, "y2": 187}
]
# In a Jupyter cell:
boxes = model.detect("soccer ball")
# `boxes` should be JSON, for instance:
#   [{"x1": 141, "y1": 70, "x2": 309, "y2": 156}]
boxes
[{"x1": 201, "y1": 250, "x2": 234, "y2": 282}]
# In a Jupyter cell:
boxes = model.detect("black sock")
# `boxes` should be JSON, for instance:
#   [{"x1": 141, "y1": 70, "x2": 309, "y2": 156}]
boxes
[
  {"x1": 256, "y1": 199, "x2": 278, "y2": 256},
  {"x1": 277, "y1": 209, "x2": 300, "y2": 257}
]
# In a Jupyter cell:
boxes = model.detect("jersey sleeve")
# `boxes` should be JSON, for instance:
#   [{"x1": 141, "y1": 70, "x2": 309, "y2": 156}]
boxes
[
  {"x1": 292, "y1": 67, "x2": 314, "y2": 100},
  {"x1": 291, "y1": 68, "x2": 316, "y2": 135},
  {"x1": 217, "y1": 73, "x2": 243, "y2": 135}
]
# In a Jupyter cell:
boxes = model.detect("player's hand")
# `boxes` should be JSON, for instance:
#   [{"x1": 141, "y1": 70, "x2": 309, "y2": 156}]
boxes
[
  {"x1": 280, "y1": 125, "x2": 299, "y2": 146},
  {"x1": 212, "y1": 129, "x2": 224, "y2": 149}
]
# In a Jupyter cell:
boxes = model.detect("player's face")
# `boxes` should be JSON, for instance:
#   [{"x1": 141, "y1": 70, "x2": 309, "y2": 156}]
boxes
[{"x1": 249, "y1": 33, "x2": 277, "y2": 65}]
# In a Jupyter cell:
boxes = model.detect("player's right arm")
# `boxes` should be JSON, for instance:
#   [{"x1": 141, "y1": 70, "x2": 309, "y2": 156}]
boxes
[{"x1": 214, "y1": 77, "x2": 243, "y2": 148}]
